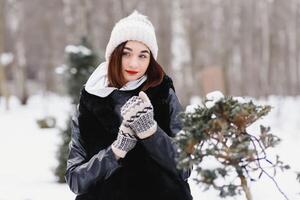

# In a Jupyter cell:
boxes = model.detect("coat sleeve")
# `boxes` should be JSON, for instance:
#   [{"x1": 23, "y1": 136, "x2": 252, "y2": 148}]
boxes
[
  {"x1": 65, "y1": 107, "x2": 121, "y2": 195},
  {"x1": 140, "y1": 88, "x2": 191, "y2": 181}
]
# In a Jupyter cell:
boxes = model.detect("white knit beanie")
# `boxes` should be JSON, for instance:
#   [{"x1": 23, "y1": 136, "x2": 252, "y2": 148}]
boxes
[{"x1": 105, "y1": 10, "x2": 158, "y2": 61}]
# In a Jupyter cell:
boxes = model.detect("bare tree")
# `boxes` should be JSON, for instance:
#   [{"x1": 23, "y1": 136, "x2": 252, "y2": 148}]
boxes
[
  {"x1": 0, "y1": 0, "x2": 10, "y2": 109},
  {"x1": 2, "y1": 0, "x2": 300, "y2": 101},
  {"x1": 7, "y1": 0, "x2": 28, "y2": 104}
]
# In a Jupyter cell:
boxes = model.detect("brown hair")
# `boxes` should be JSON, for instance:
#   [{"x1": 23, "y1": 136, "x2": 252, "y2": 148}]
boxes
[{"x1": 108, "y1": 41, "x2": 164, "y2": 90}]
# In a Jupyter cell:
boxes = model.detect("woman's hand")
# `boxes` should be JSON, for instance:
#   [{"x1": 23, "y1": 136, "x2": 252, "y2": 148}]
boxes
[
  {"x1": 121, "y1": 91, "x2": 157, "y2": 139},
  {"x1": 111, "y1": 123, "x2": 137, "y2": 159}
]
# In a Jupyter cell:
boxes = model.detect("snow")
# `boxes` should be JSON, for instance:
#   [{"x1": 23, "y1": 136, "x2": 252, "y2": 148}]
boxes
[
  {"x1": 65, "y1": 45, "x2": 92, "y2": 56},
  {"x1": 0, "y1": 94, "x2": 300, "y2": 200},
  {"x1": 0, "y1": 52, "x2": 14, "y2": 66},
  {"x1": 55, "y1": 64, "x2": 68, "y2": 75},
  {"x1": 0, "y1": 94, "x2": 75, "y2": 200},
  {"x1": 205, "y1": 90, "x2": 225, "y2": 108},
  {"x1": 206, "y1": 90, "x2": 224, "y2": 102}
]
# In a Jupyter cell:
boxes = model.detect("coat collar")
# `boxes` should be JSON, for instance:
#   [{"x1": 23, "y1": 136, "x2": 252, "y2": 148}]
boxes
[{"x1": 85, "y1": 61, "x2": 147, "y2": 97}]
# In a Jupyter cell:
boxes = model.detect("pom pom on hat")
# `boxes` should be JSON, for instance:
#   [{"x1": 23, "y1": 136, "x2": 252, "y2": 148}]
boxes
[{"x1": 105, "y1": 10, "x2": 158, "y2": 61}]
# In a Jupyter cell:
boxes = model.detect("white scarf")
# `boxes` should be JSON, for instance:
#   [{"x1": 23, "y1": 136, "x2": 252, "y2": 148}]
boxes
[{"x1": 85, "y1": 62, "x2": 147, "y2": 97}]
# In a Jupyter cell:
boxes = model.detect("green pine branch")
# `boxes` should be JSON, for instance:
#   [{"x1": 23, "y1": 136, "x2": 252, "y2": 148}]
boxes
[{"x1": 175, "y1": 96, "x2": 290, "y2": 200}]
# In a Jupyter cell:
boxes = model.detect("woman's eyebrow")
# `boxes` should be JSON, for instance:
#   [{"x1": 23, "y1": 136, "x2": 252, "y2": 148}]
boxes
[
  {"x1": 124, "y1": 47, "x2": 150, "y2": 54},
  {"x1": 140, "y1": 50, "x2": 150, "y2": 54},
  {"x1": 124, "y1": 47, "x2": 132, "y2": 51}
]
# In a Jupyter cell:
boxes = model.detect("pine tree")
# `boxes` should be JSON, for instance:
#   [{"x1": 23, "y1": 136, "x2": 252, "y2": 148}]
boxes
[
  {"x1": 175, "y1": 94, "x2": 290, "y2": 200},
  {"x1": 55, "y1": 37, "x2": 99, "y2": 183}
]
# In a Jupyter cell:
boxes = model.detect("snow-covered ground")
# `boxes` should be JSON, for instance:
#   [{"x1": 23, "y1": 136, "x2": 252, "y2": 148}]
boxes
[
  {"x1": 0, "y1": 94, "x2": 299, "y2": 200},
  {"x1": 0, "y1": 94, "x2": 75, "y2": 200}
]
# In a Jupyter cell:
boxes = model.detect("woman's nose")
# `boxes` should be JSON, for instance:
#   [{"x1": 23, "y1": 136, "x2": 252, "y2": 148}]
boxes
[{"x1": 128, "y1": 57, "x2": 139, "y2": 68}]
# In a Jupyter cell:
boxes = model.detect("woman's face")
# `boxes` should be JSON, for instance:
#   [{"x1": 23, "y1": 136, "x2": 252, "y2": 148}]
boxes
[{"x1": 121, "y1": 40, "x2": 151, "y2": 83}]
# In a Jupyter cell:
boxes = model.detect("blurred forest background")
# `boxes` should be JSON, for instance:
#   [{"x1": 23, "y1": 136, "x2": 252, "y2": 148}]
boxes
[{"x1": 0, "y1": 0, "x2": 300, "y2": 107}]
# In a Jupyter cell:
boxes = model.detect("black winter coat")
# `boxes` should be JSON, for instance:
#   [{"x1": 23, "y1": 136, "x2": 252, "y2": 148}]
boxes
[{"x1": 65, "y1": 75, "x2": 193, "y2": 200}]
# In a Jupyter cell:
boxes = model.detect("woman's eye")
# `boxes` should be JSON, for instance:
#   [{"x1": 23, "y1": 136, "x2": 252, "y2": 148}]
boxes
[
  {"x1": 139, "y1": 54, "x2": 147, "y2": 59},
  {"x1": 122, "y1": 52, "x2": 130, "y2": 56}
]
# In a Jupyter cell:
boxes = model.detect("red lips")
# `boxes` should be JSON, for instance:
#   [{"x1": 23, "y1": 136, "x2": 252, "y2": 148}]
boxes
[{"x1": 125, "y1": 70, "x2": 138, "y2": 75}]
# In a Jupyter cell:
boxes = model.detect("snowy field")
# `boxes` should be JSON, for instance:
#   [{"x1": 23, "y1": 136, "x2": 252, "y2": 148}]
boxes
[{"x1": 0, "y1": 94, "x2": 300, "y2": 200}]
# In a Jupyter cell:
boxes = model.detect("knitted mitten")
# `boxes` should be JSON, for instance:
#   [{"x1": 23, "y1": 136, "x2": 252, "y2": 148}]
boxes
[
  {"x1": 121, "y1": 91, "x2": 157, "y2": 139},
  {"x1": 111, "y1": 124, "x2": 137, "y2": 158}
]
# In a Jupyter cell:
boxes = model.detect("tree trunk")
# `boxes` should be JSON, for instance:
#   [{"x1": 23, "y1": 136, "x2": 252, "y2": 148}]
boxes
[
  {"x1": 12, "y1": 0, "x2": 28, "y2": 105},
  {"x1": 15, "y1": 40, "x2": 28, "y2": 105},
  {"x1": 239, "y1": 174, "x2": 252, "y2": 200},
  {"x1": 0, "y1": 0, "x2": 9, "y2": 110}
]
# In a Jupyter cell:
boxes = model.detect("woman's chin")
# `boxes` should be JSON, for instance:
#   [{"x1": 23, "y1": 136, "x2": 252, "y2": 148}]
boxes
[{"x1": 124, "y1": 75, "x2": 140, "y2": 82}]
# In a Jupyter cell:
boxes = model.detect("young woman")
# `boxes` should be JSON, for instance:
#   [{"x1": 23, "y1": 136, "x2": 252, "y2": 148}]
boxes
[{"x1": 65, "y1": 11, "x2": 193, "y2": 200}]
